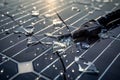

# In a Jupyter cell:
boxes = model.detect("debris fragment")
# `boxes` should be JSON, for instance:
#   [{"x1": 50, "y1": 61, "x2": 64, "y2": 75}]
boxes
[
  {"x1": 31, "y1": 7, "x2": 39, "y2": 17},
  {"x1": 53, "y1": 19, "x2": 63, "y2": 27},
  {"x1": 14, "y1": 25, "x2": 34, "y2": 36},
  {"x1": 52, "y1": 41, "x2": 67, "y2": 53},
  {"x1": 74, "y1": 57, "x2": 99, "y2": 74},
  {"x1": 71, "y1": 7, "x2": 80, "y2": 12}
]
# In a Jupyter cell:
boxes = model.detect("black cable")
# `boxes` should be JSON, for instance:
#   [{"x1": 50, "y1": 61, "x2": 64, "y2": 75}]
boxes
[{"x1": 97, "y1": 9, "x2": 120, "y2": 30}]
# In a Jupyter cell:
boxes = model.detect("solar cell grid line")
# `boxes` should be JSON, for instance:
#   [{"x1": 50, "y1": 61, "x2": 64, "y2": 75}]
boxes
[
  {"x1": 0, "y1": 0, "x2": 43, "y2": 22},
  {"x1": 0, "y1": 0, "x2": 69, "y2": 40},
  {"x1": 0, "y1": 52, "x2": 18, "y2": 64},
  {"x1": 0, "y1": 2, "x2": 54, "y2": 31},
  {"x1": 0, "y1": 0, "x2": 53, "y2": 29},
  {"x1": 0, "y1": 1, "x2": 66, "y2": 32},
  {"x1": 75, "y1": 33, "x2": 120, "y2": 80},
  {"x1": 9, "y1": 69, "x2": 51, "y2": 80},
  {"x1": 0, "y1": 0, "x2": 22, "y2": 11},
  {"x1": 0, "y1": 2, "x2": 72, "y2": 53},
  {"x1": 98, "y1": 52, "x2": 120, "y2": 80},
  {"x1": 32, "y1": 71, "x2": 51, "y2": 80}
]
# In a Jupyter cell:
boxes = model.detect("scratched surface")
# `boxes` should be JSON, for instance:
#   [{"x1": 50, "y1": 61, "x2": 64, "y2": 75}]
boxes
[{"x1": 0, "y1": 0, "x2": 120, "y2": 80}]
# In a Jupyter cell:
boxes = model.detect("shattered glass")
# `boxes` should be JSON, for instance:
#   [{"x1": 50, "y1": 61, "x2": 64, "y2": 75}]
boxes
[
  {"x1": 52, "y1": 41, "x2": 67, "y2": 53},
  {"x1": 31, "y1": 7, "x2": 39, "y2": 17},
  {"x1": 14, "y1": 25, "x2": 34, "y2": 36},
  {"x1": 71, "y1": 7, "x2": 80, "y2": 12},
  {"x1": 27, "y1": 36, "x2": 38, "y2": 45},
  {"x1": 44, "y1": 33, "x2": 59, "y2": 39},
  {"x1": 52, "y1": 19, "x2": 63, "y2": 27},
  {"x1": 74, "y1": 57, "x2": 99, "y2": 74},
  {"x1": 81, "y1": 42, "x2": 90, "y2": 49},
  {"x1": 98, "y1": 33, "x2": 109, "y2": 39}
]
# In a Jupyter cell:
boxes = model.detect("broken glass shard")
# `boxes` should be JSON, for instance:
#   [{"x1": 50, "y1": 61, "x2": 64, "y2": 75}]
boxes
[
  {"x1": 53, "y1": 19, "x2": 63, "y2": 27},
  {"x1": 14, "y1": 26, "x2": 25, "y2": 34},
  {"x1": 76, "y1": 42, "x2": 82, "y2": 52},
  {"x1": 71, "y1": 7, "x2": 80, "y2": 12},
  {"x1": 24, "y1": 26, "x2": 35, "y2": 35},
  {"x1": 98, "y1": 33, "x2": 109, "y2": 39},
  {"x1": 83, "y1": 62, "x2": 99, "y2": 73},
  {"x1": 81, "y1": 42, "x2": 90, "y2": 49},
  {"x1": 74, "y1": 57, "x2": 99, "y2": 74},
  {"x1": 32, "y1": 10, "x2": 39, "y2": 17},
  {"x1": 31, "y1": 7, "x2": 39, "y2": 17},
  {"x1": 61, "y1": 37, "x2": 72, "y2": 46},
  {"x1": 14, "y1": 26, "x2": 34, "y2": 35},
  {"x1": 27, "y1": 36, "x2": 38, "y2": 45},
  {"x1": 52, "y1": 41, "x2": 67, "y2": 53},
  {"x1": 74, "y1": 56, "x2": 80, "y2": 62},
  {"x1": 44, "y1": 13, "x2": 52, "y2": 18},
  {"x1": 44, "y1": 33, "x2": 60, "y2": 39}
]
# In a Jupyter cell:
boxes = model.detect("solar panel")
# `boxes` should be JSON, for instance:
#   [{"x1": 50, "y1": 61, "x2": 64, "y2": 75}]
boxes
[{"x1": 0, "y1": 0, "x2": 120, "y2": 80}]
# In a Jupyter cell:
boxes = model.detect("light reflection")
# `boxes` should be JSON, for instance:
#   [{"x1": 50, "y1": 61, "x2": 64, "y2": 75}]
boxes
[{"x1": 44, "y1": 0, "x2": 57, "y2": 13}]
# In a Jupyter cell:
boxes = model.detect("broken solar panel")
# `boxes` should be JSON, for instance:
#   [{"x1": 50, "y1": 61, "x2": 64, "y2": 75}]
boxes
[{"x1": 74, "y1": 57, "x2": 99, "y2": 74}]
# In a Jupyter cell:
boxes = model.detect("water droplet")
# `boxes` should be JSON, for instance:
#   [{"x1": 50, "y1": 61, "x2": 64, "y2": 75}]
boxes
[
  {"x1": 1, "y1": 14, "x2": 5, "y2": 17},
  {"x1": 53, "y1": 65, "x2": 55, "y2": 67},
  {"x1": 36, "y1": 48, "x2": 40, "y2": 50},
  {"x1": 60, "y1": 70, "x2": 64, "y2": 75},
  {"x1": 65, "y1": 60, "x2": 68, "y2": 63},
  {"x1": 10, "y1": 40, "x2": 13, "y2": 43},
  {"x1": 6, "y1": 12, "x2": 9, "y2": 14},
  {"x1": 50, "y1": 56, "x2": 53, "y2": 60},
  {"x1": 0, "y1": 69, "x2": 4, "y2": 73},
  {"x1": 72, "y1": 69, "x2": 75, "y2": 72},
  {"x1": 55, "y1": 67, "x2": 58, "y2": 70},
  {"x1": 36, "y1": 63, "x2": 39, "y2": 66}
]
